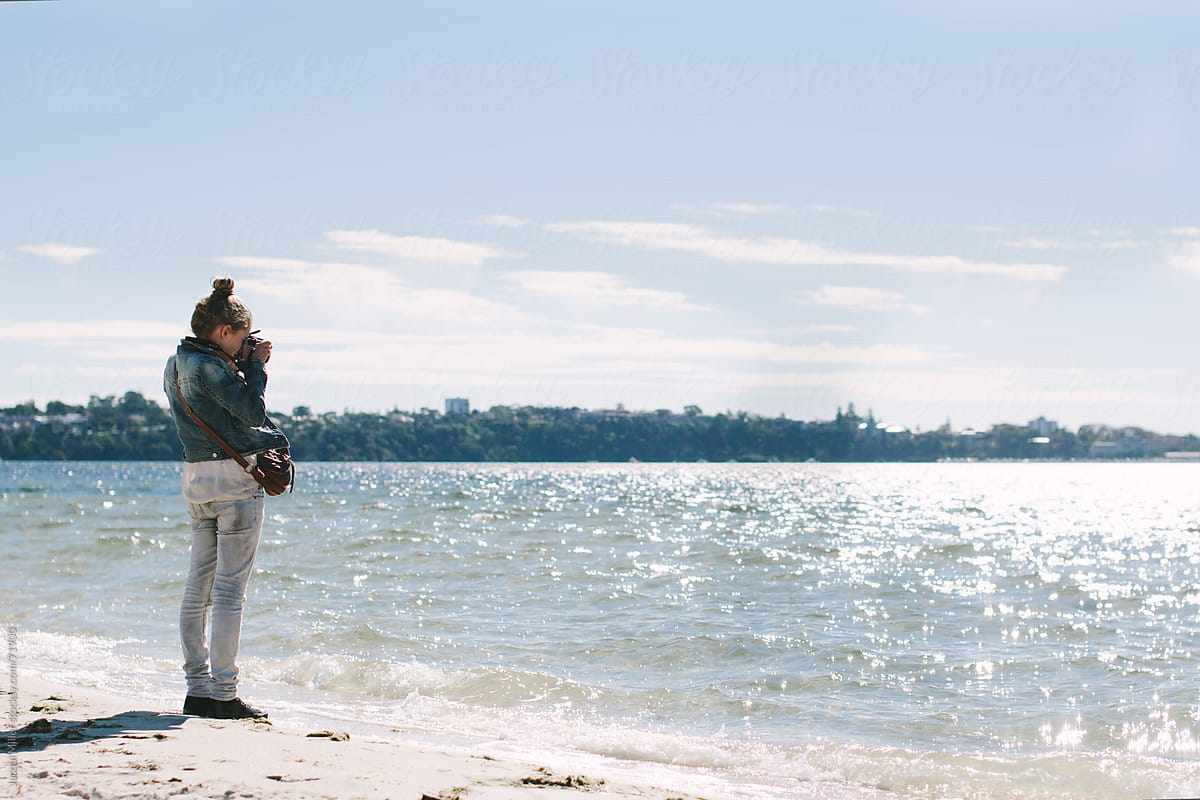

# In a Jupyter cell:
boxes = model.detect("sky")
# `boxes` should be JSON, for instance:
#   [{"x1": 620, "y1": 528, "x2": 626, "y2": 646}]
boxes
[{"x1": 3, "y1": 1, "x2": 1200, "y2": 433}]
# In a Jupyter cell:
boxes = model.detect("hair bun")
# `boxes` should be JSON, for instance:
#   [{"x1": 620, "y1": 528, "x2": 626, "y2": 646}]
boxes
[{"x1": 211, "y1": 276, "x2": 235, "y2": 297}]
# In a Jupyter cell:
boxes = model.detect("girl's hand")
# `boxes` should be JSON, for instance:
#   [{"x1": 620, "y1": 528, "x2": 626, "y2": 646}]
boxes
[{"x1": 250, "y1": 338, "x2": 272, "y2": 363}]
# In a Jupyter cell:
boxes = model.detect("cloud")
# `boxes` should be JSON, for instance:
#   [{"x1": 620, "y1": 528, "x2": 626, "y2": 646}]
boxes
[
  {"x1": 217, "y1": 255, "x2": 530, "y2": 328},
  {"x1": 0, "y1": 319, "x2": 181, "y2": 345},
  {"x1": 1161, "y1": 227, "x2": 1200, "y2": 238},
  {"x1": 760, "y1": 366, "x2": 1186, "y2": 412},
  {"x1": 0, "y1": 320, "x2": 935, "y2": 406},
  {"x1": 710, "y1": 202, "x2": 785, "y2": 215},
  {"x1": 0, "y1": 320, "x2": 186, "y2": 374},
  {"x1": 804, "y1": 204, "x2": 878, "y2": 218},
  {"x1": 504, "y1": 270, "x2": 711, "y2": 312},
  {"x1": 392, "y1": 288, "x2": 531, "y2": 326},
  {"x1": 546, "y1": 221, "x2": 1067, "y2": 282},
  {"x1": 615, "y1": 335, "x2": 936, "y2": 368},
  {"x1": 217, "y1": 256, "x2": 408, "y2": 303},
  {"x1": 0, "y1": 308, "x2": 942, "y2": 417},
  {"x1": 19, "y1": 243, "x2": 103, "y2": 265},
  {"x1": 473, "y1": 214, "x2": 531, "y2": 228},
  {"x1": 738, "y1": 323, "x2": 860, "y2": 337},
  {"x1": 257, "y1": 326, "x2": 939, "y2": 397},
  {"x1": 1165, "y1": 241, "x2": 1200, "y2": 273},
  {"x1": 999, "y1": 236, "x2": 1144, "y2": 251},
  {"x1": 795, "y1": 285, "x2": 927, "y2": 314},
  {"x1": 671, "y1": 201, "x2": 786, "y2": 217},
  {"x1": 788, "y1": 323, "x2": 859, "y2": 335},
  {"x1": 321, "y1": 229, "x2": 518, "y2": 265}
]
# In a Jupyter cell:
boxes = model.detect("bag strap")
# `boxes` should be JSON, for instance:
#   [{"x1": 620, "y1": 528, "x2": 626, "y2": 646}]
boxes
[{"x1": 173, "y1": 362, "x2": 263, "y2": 480}]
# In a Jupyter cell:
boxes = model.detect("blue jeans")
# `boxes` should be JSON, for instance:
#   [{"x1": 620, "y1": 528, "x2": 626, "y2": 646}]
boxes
[{"x1": 179, "y1": 490, "x2": 264, "y2": 701}]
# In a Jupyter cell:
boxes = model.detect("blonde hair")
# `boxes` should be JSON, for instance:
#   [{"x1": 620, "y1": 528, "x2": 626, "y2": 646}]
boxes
[{"x1": 190, "y1": 276, "x2": 252, "y2": 338}]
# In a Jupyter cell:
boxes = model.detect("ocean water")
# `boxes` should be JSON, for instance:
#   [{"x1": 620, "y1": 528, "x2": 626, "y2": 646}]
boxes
[{"x1": 5, "y1": 461, "x2": 1200, "y2": 798}]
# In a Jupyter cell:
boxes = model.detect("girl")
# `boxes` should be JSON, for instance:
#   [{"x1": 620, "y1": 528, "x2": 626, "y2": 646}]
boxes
[{"x1": 163, "y1": 276, "x2": 289, "y2": 719}]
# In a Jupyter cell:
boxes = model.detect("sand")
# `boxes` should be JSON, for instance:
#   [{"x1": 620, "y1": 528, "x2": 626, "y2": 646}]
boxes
[{"x1": 4, "y1": 673, "x2": 710, "y2": 800}]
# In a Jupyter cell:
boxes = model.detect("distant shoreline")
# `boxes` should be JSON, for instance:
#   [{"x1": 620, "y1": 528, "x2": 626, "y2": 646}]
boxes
[{"x1": 4, "y1": 393, "x2": 1199, "y2": 462}]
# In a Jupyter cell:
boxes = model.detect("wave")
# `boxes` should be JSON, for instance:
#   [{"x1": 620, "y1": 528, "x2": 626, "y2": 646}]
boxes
[{"x1": 14, "y1": 629, "x2": 1200, "y2": 800}]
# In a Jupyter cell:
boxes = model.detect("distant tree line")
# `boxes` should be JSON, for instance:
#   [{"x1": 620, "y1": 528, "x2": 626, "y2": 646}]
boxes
[
  {"x1": 2, "y1": 393, "x2": 1199, "y2": 462},
  {"x1": 0, "y1": 392, "x2": 179, "y2": 461}
]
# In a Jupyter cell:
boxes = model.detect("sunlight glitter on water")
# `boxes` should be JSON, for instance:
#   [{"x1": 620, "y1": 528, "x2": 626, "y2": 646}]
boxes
[{"x1": 8, "y1": 461, "x2": 1200, "y2": 798}]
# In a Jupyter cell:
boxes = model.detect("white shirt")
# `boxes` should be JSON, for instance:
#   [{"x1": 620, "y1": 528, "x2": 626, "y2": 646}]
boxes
[{"x1": 182, "y1": 455, "x2": 259, "y2": 504}]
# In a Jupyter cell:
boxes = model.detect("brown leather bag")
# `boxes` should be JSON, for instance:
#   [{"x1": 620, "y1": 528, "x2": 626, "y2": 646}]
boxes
[
  {"x1": 250, "y1": 447, "x2": 295, "y2": 496},
  {"x1": 173, "y1": 364, "x2": 295, "y2": 496}
]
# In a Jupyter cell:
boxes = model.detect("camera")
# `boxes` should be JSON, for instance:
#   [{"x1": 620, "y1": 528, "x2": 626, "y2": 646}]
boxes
[{"x1": 240, "y1": 329, "x2": 269, "y2": 364}]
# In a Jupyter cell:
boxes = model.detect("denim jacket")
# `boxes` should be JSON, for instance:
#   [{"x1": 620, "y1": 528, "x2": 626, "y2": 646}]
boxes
[{"x1": 163, "y1": 337, "x2": 290, "y2": 463}]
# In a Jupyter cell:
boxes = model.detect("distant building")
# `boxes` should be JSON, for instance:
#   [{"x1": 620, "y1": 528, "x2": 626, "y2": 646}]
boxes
[
  {"x1": 445, "y1": 397, "x2": 470, "y2": 415},
  {"x1": 1028, "y1": 416, "x2": 1059, "y2": 436}
]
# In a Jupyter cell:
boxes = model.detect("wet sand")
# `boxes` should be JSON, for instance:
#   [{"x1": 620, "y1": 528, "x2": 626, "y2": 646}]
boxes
[{"x1": 5, "y1": 673, "x2": 708, "y2": 800}]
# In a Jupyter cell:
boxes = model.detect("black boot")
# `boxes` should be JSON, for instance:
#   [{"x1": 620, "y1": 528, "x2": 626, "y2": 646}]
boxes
[
  {"x1": 182, "y1": 695, "x2": 213, "y2": 716},
  {"x1": 210, "y1": 697, "x2": 268, "y2": 720}
]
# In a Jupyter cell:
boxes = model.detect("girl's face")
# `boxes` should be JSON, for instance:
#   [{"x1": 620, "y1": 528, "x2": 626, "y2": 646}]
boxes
[{"x1": 210, "y1": 323, "x2": 251, "y2": 358}]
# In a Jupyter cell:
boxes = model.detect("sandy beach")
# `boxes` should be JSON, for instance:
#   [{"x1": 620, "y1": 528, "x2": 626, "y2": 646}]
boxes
[{"x1": 5, "y1": 673, "x2": 710, "y2": 800}]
